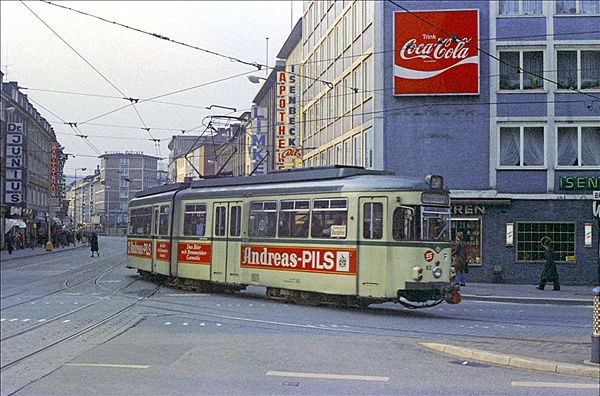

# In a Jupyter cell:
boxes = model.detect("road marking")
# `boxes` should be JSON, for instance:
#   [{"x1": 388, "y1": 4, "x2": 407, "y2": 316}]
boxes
[
  {"x1": 512, "y1": 381, "x2": 599, "y2": 389},
  {"x1": 66, "y1": 363, "x2": 149, "y2": 369},
  {"x1": 266, "y1": 371, "x2": 389, "y2": 382},
  {"x1": 165, "y1": 293, "x2": 210, "y2": 297}
]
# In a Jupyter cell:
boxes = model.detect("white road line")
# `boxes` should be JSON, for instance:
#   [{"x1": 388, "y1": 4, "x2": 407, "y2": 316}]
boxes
[
  {"x1": 512, "y1": 381, "x2": 599, "y2": 389},
  {"x1": 66, "y1": 363, "x2": 149, "y2": 369},
  {"x1": 266, "y1": 371, "x2": 389, "y2": 382}
]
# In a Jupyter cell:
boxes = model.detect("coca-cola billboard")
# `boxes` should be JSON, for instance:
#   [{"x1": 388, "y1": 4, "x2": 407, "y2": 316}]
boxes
[{"x1": 394, "y1": 10, "x2": 479, "y2": 95}]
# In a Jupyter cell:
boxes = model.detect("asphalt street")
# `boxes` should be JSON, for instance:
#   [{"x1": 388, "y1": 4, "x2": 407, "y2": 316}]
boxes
[{"x1": 1, "y1": 238, "x2": 598, "y2": 379}]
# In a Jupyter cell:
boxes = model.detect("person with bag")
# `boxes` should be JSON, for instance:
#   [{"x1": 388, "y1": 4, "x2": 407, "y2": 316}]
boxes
[{"x1": 452, "y1": 231, "x2": 467, "y2": 287}]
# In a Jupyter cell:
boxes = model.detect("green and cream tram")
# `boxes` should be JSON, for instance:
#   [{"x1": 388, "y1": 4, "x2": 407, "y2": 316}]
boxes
[{"x1": 126, "y1": 166, "x2": 460, "y2": 308}]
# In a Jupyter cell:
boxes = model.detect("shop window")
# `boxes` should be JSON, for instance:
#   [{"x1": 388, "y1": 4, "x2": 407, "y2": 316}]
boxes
[
  {"x1": 516, "y1": 222, "x2": 576, "y2": 262},
  {"x1": 499, "y1": 50, "x2": 544, "y2": 90},
  {"x1": 556, "y1": 0, "x2": 599, "y2": 14},
  {"x1": 499, "y1": 126, "x2": 545, "y2": 167},
  {"x1": 499, "y1": 0, "x2": 543, "y2": 15},
  {"x1": 557, "y1": 126, "x2": 600, "y2": 167},
  {"x1": 183, "y1": 204, "x2": 207, "y2": 236},
  {"x1": 451, "y1": 219, "x2": 482, "y2": 266},
  {"x1": 557, "y1": 50, "x2": 600, "y2": 90}
]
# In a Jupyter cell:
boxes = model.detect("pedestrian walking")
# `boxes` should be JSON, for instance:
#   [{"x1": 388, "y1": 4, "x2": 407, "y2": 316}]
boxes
[
  {"x1": 452, "y1": 231, "x2": 467, "y2": 287},
  {"x1": 90, "y1": 232, "x2": 99, "y2": 257},
  {"x1": 537, "y1": 238, "x2": 560, "y2": 291},
  {"x1": 4, "y1": 233, "x2": 14, "y2": 254}
]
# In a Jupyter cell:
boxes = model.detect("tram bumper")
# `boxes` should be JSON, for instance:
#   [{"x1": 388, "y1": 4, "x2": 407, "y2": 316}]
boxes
[{"x1": 399, "y1": 282, "x2": 461, "y2": 305}]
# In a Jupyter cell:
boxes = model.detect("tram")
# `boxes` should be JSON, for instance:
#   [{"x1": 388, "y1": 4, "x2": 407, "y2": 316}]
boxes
[{"x1": 126, "y1": 166, "x2": 460, "y2": 308}]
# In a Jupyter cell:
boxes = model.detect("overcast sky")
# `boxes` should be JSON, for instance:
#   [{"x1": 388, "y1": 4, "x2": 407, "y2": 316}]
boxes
[{"x1": 1, "y1": 1, "x2": 303, "y2": 176}]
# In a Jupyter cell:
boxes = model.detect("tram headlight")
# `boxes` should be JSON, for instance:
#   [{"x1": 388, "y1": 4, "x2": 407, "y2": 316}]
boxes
[{"x1": 432, "y1": 266, "x2": 443, "y2": 278}]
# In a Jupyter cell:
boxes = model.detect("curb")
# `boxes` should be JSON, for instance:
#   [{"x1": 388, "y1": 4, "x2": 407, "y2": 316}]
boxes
[
  {"x1": 461, "y1": 294, "x2": 593, "y2": 306},
  {"x1": 0, "y1": 244, "x2": 88, "y2": 262},
  {"x1": 420, "y1": 342, "x2": 600, "y2": 379}
]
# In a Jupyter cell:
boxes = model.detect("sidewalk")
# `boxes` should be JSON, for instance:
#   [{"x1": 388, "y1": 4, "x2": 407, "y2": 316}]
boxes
[
  {"x1": 0, "y1": 242, "x2": 87, "y2": 262},
  {"x1": 2, "y1": 244, "x2": 599, "y2": 377}
]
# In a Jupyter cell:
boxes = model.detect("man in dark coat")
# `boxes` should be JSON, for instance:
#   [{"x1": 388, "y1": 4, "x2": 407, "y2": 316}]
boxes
[
  {"x1": 537, "y1": 240, "x2": 560, "y2": 291},
  {"x1": 90, "y1": 233, "x2": 99, "y2": 257},
  {"x1": 452, "y1": 231, "x2": 467, "y2": 286}
]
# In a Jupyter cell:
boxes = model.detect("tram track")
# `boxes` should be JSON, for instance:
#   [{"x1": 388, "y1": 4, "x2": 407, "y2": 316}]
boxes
[
  {"x1": 0, "y1": 284, "x2": 160, "y2": 372},
  {"x1": 0, "y1": 251, "x2": 123, "y2": 308},
  {"x1": 132, "y1": 290, "x2": 589, "y2": 349}
]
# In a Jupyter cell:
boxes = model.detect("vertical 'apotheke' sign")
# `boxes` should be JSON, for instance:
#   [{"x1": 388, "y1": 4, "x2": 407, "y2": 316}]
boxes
[
  {"x1": 393, "y1": 9, "x2": 479, "y2": 95},
  {"x1": 276, "y1": 67, "x2": 301, "y2": 169}
]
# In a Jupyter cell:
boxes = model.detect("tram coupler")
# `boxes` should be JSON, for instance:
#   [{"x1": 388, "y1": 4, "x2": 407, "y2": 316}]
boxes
[{"x1": 444, "y1": 284, "x2": 462, "y2": 304}]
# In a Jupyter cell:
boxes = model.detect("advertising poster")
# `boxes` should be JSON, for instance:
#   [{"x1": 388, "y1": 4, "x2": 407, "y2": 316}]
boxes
[{"x1": 394, "y1": 10, "x2": 479, "y2": 95}]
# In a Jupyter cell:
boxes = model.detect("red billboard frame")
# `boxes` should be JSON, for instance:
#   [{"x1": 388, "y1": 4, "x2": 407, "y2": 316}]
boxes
[{"x1": 393, "y1": 9, "x2": 480, "y2": 96}]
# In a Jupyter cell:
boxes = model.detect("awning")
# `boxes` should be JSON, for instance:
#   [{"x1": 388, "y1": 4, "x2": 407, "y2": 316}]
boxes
[{"x1": 4, "y1": 219, "x2": 27, "y2": 234}]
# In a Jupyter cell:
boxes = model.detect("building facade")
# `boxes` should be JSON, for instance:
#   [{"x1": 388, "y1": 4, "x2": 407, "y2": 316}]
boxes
[
  {"x1": 294, "y1": 1, "x2": 599, "y2": 284},
  {"x1": 1, "y1": 73, "x2": 67, "y2": 248}
]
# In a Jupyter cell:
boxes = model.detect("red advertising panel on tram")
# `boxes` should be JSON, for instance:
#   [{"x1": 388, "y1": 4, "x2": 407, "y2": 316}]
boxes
[
  {"x1": 178, "y1": 242, "x2": 211, "y2": 265},
  {"x1": 240, "y1": 245, "x2": 356, "y2": 275},
  {"x1": 394, "y1": 9, "x2": 479, "y2": 95}
]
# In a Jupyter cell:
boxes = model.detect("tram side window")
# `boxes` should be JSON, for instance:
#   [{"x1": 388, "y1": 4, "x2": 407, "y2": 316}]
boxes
[
  {"x1": 215, "y1": 206, "x2": 227, "y2": 236},
  {"x1": 129, "y1": 207, "x2": 152, "y2": 235},
  {"x1": 363, "y1": 202, "x2": 383, "y2": 240},
  {"x1": 230, "y1": 206, "x2": 241, "y2": 237},
  {"x1": 311, "y1": 199, "x2": 348, "y2": 238},
  {"x1": 184, "y1": 204, "x2": 207, "y2": 236},
  {"x1": 278, "y1": 200, "x2": 310, "y2": 238},
  {"x1": 393, "y1": 206, "x2": 417, "y2": 241},
  {"x1": 248, "y1": 201, "x2": 277, "y2": 237},
  {"x1": 158, "y1": 205, "x2": 170, "y2": 236}
]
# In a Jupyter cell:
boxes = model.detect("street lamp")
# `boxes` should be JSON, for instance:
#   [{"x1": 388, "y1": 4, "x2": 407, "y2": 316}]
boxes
[{"x1": 74, "y1": 167, "x2": 86, "y2": 230}]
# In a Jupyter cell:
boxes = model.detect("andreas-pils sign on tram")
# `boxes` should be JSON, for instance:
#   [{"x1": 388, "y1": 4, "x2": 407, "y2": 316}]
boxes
[{"x1": 393, "y1": 9, "x2": 479, "y2": 95}]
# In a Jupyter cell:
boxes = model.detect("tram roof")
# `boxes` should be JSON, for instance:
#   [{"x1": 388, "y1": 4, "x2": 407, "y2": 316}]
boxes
[{"x1": 176, "y1": 166, "x2": 437, "y2": 198}]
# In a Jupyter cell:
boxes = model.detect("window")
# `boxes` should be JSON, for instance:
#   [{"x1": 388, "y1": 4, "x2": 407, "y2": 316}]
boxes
[
  {"x1": 421, "y1": 207, "x2": 451, "y2": 241},
  {"x1": 393, "y1": 206, "x2": 417, "y2": 241},
  {"x1": 311, "y1": 199, "x2": 348, "y2": 238},
  {"x1": 557, "y1": 50, "x2": 600, "y2": 90},
  {"x1": 499, "y1": 50, "x2": 544, "y2": 90},
  {"x1": 184, "y1": 204, "x2": 207, "y2": 236},
  {"x1": 499, "y1": 0, "x2": 543, "y2": 15},
  {"x1": 248, "y1": 201, "x2": 277, "y2": 237},
  {"x1": 451, "y1": 219, "x2": 482, "y2": 266},
  {"x1": 363, "y1": 202, "x2": 383, "y2": 239},
  {"x1": 230, "y1": 206, "x2": 241, "y2": 237},
  {"x1": 556, "y1": 0, "x2": 599, "y2": 14},
  {"x1": 158, "y1": 205, "x2": 170, "y2": 236},
  {"x1": 557, "y1": 126, "x2": 600, "y2": 166},
  {"x1": 129, "y1": 207, "x2": 151, "y2": 235},
  {"x1": 499, "y1": 126, "x2": 545, "y2": 167},
  {"x1": 214, "y1": 206, "x2": 226, "y2": 237},
  {"x1": 278, "y1": 200, "x2": 310, "y2": 238},
  {"x1": 517, "y1": 223, "x2": 575, "y2": 262}
]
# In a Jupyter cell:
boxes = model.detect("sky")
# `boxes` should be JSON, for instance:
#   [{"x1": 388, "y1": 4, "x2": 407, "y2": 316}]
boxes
[{"x1": 1, "y1": 0, "x2": 303, "y2": 177}]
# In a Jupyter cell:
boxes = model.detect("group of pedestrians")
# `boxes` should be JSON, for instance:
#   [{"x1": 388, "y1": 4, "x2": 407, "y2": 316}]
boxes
[{"x1": 4, "y1": 229, "x2": 100, "y2": 257}]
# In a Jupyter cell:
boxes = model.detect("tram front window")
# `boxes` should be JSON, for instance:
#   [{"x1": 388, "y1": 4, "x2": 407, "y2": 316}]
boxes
[
  {"x1": 421, "y1": 207, "x2": 451, "y2": 241},
  {"x1": 392, "y1": 206, "x2": 450, "y2": 242}
]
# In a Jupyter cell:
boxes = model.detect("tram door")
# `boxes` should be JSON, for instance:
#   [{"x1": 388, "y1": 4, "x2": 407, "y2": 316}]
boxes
[
  {"x1": 211, "y1": 202, "x2": 243, "y2": 283},
  {"x1": 357, "y1": 197, "x2": 387, "y2": 298},
  {"x1": 152, "y1": 204, "x2": 170, "y2": 276}
]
